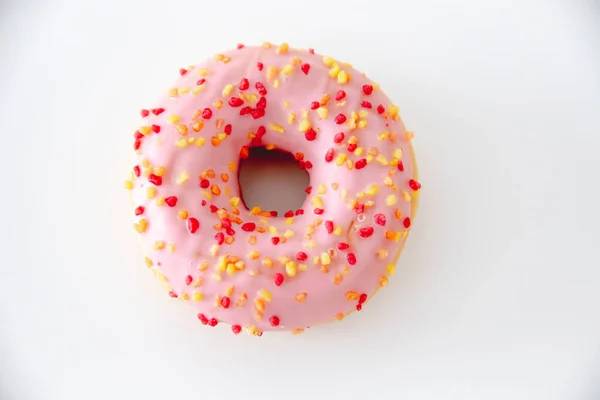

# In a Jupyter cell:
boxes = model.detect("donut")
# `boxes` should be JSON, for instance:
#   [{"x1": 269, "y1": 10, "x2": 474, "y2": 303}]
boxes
[{"x1": 124, "y1": 42, "x2": 420, "y2": 335}]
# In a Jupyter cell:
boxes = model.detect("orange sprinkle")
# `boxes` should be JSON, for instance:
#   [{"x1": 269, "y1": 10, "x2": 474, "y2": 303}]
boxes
[
  {"x1": 296, "y1": 293, "x2": 307, "y2": 303},
  {"x1": 346, "y1": 291, "x2": 360, "y2": 301}
]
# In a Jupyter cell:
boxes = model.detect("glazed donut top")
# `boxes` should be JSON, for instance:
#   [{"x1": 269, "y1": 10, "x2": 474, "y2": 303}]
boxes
[{"x1": 125, "y1": 43, "x2": 420, "y2": 335}]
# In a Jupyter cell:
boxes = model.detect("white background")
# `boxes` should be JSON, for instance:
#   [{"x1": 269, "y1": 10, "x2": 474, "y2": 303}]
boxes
[{"x1": 1, "y1": 0, "x2": 599, "y2": 399}]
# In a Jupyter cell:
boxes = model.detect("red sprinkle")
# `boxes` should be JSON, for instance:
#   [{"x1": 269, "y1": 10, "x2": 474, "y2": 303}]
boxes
[
  {"x1": 377, "y1": 104, "x2": 385, "y2": 114},
  {"x1": 255, "y1": 82, "x2": 267, "y2": 95},
  {"x1": 232, "y1": 325, "x2": 242, "y2": 334},
  {"x1": 224, "y1": 124, "x2": 232, "y2": 135},
  {"x1": 355, "y1": 203, "x2": 365, "y2": 214},
  {"x1": 148, "y1": 174, "x2": 162, "y2": 186},
  {"x1": 185, "y1": 275, "x2": 193, "y2": 285},
  {"x1": 134, "y1": 206, "x2": 144, "y2": 216},
  {"x1": 269, "y1": 316, "x2": 280, "y2": 327},
  {"x1": 296, "y1": 252, "x2": 308, "y2": 261},
  {"x1": 271, "y1": 211, "x2": 279, "y2": 217},
  {"x1": 310, "y1": 101, "x2": 320, "y2": 110},
  {"x1": 347, "y1": 253, "x2": 357, "y2": 265},
  {"x1": 196, "y1": 78, "x2": 206, "y2": 85},
  {"x1": 333, "y1": 132, "x2": 345, "y2": 144},
  {"x1": 284, "y1": 210, "x2": 294, "y2": 218},
  {"x1": 409, "y1": 179, "x2": 421, "y2": 191},
  {"x1": 179, "y1": 68, "x2": 187, "y2": 76},
  {"x1": 151, "y1": 108, "x2": 165, "y2": 116},
  {"x1": 358, "y1": 293, "x2": 368, "y2": 304},
  {"x1": 201, "y1": 200, "x2": 207, "y2": 206},
  {"x1": 325, "y1": 148, "x2": 334, "y2": 162},
  {"x1": 134, "y1": 130, "x2": 143, "y2": 139},
  {"x1": 228, "y1": 97, "x2": 244, "y2": 107},
  {"x1": 140, "y1": 109, "x2": 149, "y2": 117},
  {"x1": 374, "y1": 213, "x2": 386, "y2": 226},
  {"x1": 151, "y1": 124, "x2": 160, "y2": 133},
  {"x1": 133, "y1": 139, "x2": 141, "y2": 151},
  {"x1": 197, "y1": 313, "x2": 208, "y2": 324},
  {"x1": 202, "y1": 108, "x2": 213, "y2": 119},
  {"x1": 359, "y1": 227, "x2": 374, "y2": 238},
  {"x1": 356, "y1": 304, "x2": 363, "y2": 311},
  {"x1": 133, "y1": 165, "x2": 141, "y2": 177},
  {"x1": 221, "y1": 219, "x2": 232, "y2": 229},
  {"x1": 215, "y1": 232, "x2": 225, "y2": 245},
  {"x1": 251, "y1": 109, "x2": 265, "y2": 119},
  {"x1": 241, "y1": 222, "x2": 256, "y2": 232},
  {"x1": 325, "y1": 220, "x2": 334, "y2": 234},
  {"x1": 335, "y1": 90, "x2": 346, "y2": 101},
  {"x1": 403, "y1": 217, "x2": 411, "y2": 228},
  {"x1": 304, "y1": 161, "x2": 313, "y2": 169},
  {"x1": 239, "y1": 77, "x2": 249, "y2": 90},
  {"x1": 240, "y1": 106, "x2": 252, "y2": 115},
  {"x1": 334, "y1": 113, "x2": 347, "y2": 124},
  {"x1": 308, "y1": 48, "x2": 315, "y2": 54},
  {"x1": 256, "y1": 96, "x2": 267, "y2": 110},
  {"x1": 210, "y1": 205, "x2": 219, "y2": 213},
  {"x1": 337, "y1": 242, "x2": 349, "y2": 250},
  {"x1": 305, "y1": 128, "x2": 317, "y2": 141},
  {"x1": 169, "y1": 291, "x2": 178, "y2": 298},
  {"x1": 300, "y1": 63, "x2": 311, "y2": 75},
  {"x1": 361, "y1": 100, "x2": 372, "y2": 109},
  {"x1": 347, "y1": 143, "x2": 357, "y2": 152},
  {"x1": 314, "y1": 208, "x2": 324, "y2": 215},
  {"x1": 208, "y1": 318, "x2": 218, "y2": 327},
  {"x1": 165, "y1": 196, "x2": 178, "y2": 207},
  {"x1": 355, "y1": 159, "x2": 367, "y2": 169},
  {"x1": 305, "y1": 186, "x2": 312, "y2": 194},
  {"x1": 274, "y1": 273, "x2": 284, "y2": 286},
  {"x1": 271, "y1": 237, "x2": 280, "y2": 245},
  {"x1": 221, "y1": 296, "x2": 231, "y2": 308},
  {"x1": 362, "y1": 84, "x2": 373, "y2": 95},
  {"x1": 397, "y1": 161, "x2": 404, "y2": 172},
  {"x1": 188, "y1": 218, "x2": 200, "y2": 233},
  {"x1": 295, "y1": 209, "x2": 304, "y2": 216},
  {"x1": 257, "y1": 62, "x2": 264, "y2": 71},
  {"x1": 199, "y1": 178, "x2": 210, "y2": 188}
]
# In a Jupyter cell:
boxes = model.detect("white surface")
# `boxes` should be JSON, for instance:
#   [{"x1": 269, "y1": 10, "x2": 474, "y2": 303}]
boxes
[{"x1": 1, "y1": 0, "x2": 599, "y2": 399}]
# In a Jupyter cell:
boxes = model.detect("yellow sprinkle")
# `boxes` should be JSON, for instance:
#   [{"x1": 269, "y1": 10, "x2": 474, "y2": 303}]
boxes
[
  {"x1": 228, "y1": 161, "x2": 237, "y2": 173},
  {"x1": 341, "y1": 189, "x2": 348, "y2": 199},
  {"x1": 283, "y1": 101, "x2": 291, "y2": 108},
  {"x1": 317, "y1": 184, "x2": 327, "y2": 194},
  {"x1": 146, "y1": 187, "x2": 156, "y2": 199},
  {"x1": 305, "y1": 240, "x2": 316, "y2": 249},
  {"x1": 178, "y1": 209, "x2": 188, "y2": 219},
  {"x1": 176, "y1": 138, "x2": 188, "y2": 148},
  {"x1": 354, "y1": 147, "x2": 364, "y2": 156},
  {"x1": 387, "y1": 264, "x2": 397, "y2": 275},
  {"x1": 285, "y1": 261, "x2": 297, "y2": 277},
  {"x1": 209, "y1": 244, "x2": 219, "y2": 256},
  {"x1": 153, "y1": 240, "x2": 165, "y2": 250},
  {"x1": 167, "y1": 243, "x2": 175, "y2": 253},
  {"x1": 267, "y1": 66, "x2": 279, "y2": 81},
  {"x1": 388, "y1": 104, "x2": 400, "y2": 117},
  {"x1": 216, "y1": 132, "x2": 227, "y2": 141},
  {"x1": 144, "y1": 257, "x2": 153, "y2": 267},
  {"x1": 198, "y1": 261, "x2": 208, "y2": 271},
  {"x1": 133, "y1": 219, "x2": 147, "y2": 233},
  {"x1": 250, "y1": 206, "x2": 261, "y2": 215},
  {"x1": 393, "y1": 148, "x2": 403, "y2": 159},
  {"x1": 366, "y1": 184, "x2": 379, "y2": 196},
  {"x1": 168, "y1": 88, "x2": 178, "y2": 98},
  {"x1": 155, "y1": 196, "x2": 165, "y2": 206},
  {"x1": 229, "y1": 197, "x2": 240, "y2": 207},
  {"x1": 139, "y1": 126, "x2": 152, "y2": 136},
  {"x1": 196, "y1": 68, "x2": 210, "y2": 76},
  {"x1": 311, "y1": 196, "x2": 323, "y2": 208},
  {"x1": 123, "y1": 180, "x2": 133, "y2": 190},
  {"x1": 358, "y1": 110, "x2": 369, "y2": 119},
  {"x1": 333, "y1": 226, "x2": 342, "y2": 236},
  {"x1": 283, "y1": 229, "x2": 294, "y2": 238},
  {"x1": 288, "y1": 112, "x2": 296, "y2": 124},
  {"x1": 192, "y1": 292, "x2": 203, "y2": 301},
  {"x1": 276, "y1": 42, "x2": 289, "y2": 54},
  {"x1": 262, "y1": 41, "x2": 272, "y2": 48},
  {"x1": 285, "y1": 217, "x2": 294, "y2": 225},
  {"x1": 320, "y1": 253, "x2": 331, "y2": 265},
  {"x1": 281, "y1": 64, "x2": 294, "y2": 75},
  {"x1": 268, "y1": 225, "x2": 279, "y2": 235},
  {"x1": 226, "y1": 263, "x2": 236, "y2": 275},
  {"x1": 176, "y1": 171, "x2": 189, "y2": 184},
  {"x1": 386, "y1": 194, "x2": 397, "y2": 206},
  {"x1": 222, "y1": 84, "x2": 233, "y2": 96},
  {"x1": 337, "y1": 70, "x2": 348, "y2": 84},
  {"x1": 316, "y1": 107, "x2": 328, "y2": 119},
  {"x1": 191, "y1": 84, "x2": 205, "y2": 95},
  {"x1": 358, "y1": 120, "x2": 368, "y2": 129},
  {"x1": 152, "y1": 166, "x2": 165, "y2": 177},
  {"x1": 295, "y1": 119, "x2": 311, "y2": 133},
  {"x1": 403, "y1": 191, "x2": 412, "y2": 202},
  {"x1": 258, "y1": 289, "x2": 273, "y2": 302},
  {"x1": 329, "y1": 64, "x2": 341, "y2": 78},
  {"x1": 177, "y1": 87, "x2": 189, "y2": 95},
  {"x1": 269, "y1": 123, "x2": 285, "y2": 133},
  {"x1": 292, "y1": 328, "x2": 305, "y2": 335},
  {"x1": 322, "y1": 56, "x2": 335, "y2": 66},
  {"x1": 167, "y1": 115, "x2": 180, "y2": 124},
  {"x1": 273, "y1": 79, "x2": 280, "y2": 88},
  {"x1": 335, "y1": 153, "x2": 347, "y2": 166},
  {"x1": 188, "y1": 137, "x2": 195, "y2": 143}
]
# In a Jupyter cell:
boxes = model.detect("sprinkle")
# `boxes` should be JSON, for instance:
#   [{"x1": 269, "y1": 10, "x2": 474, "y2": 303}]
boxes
[
  {"x1": 154, "y1": 240, "x2": 165, "y2": 250},
  {"x1": 276, "y1": 42, "x2": 289, "y2": 54},
  {"x1": 329, "y1": 64, "x2": 341, "y2": 78},
  {"x1": 164, "y1": 196, "x2": 178, "y2": 207},
  {"x1": 335, "y1": 153, "x2": 347, "y2": 166},
  {"x1": 258, "y1": 289, "x2": 273, "y2": 302},
  {"x1": 269, "y1": 315, "x2": 280, "y2": 327},
  {"x1": 285, "y1": 261, "x2": 297, "y2": 277},
  {"x1": 299, "y1": 120, "x2": 311, "y2": 132},
  {"x1": 346, "y1": 291, "x2": 360, "y2": 301},
  {"x1": 322, "y1": 56, "x2": 335, "y2": 66},
  {"x1": 409, "y1": 179, "x2": 422, "y2": 191},
  {"x1": 305, "y1": 128, "x2": 317, "y2": 141},
  {"x1": 269, "y1": 123, "x2": 284, "y2": 133},
  {"x1": 267, "y1": 66, "x2": 279, "y2": 81},
  {"x1": 188, "y1": 218, "x2": 200, "y2": 233},
  {"x1": 123, "y1": 180, "x2": 133, "y2": 190},
  {"x1": 178, "y1": 210, "x2": 188, "y2": 219},
  {"x1": 337, "y1": 71, "x2": 348, "y2": 84},
  {"x1": 273, "y1": 273, "x2": 284, "y2": 286},
  {"x1": 335, "y1": 90, "x2": 346, "y2": 101},
  {"x1": 167, "y1": 115, "x2": 180, "y2": 124},
  {"x1": 403, "y1": 217, "x2": 411, "y2": 228},
  {"x1": 228, "y1": 97, "x2": 244, "y2": 107},
  {"x1": 241, "y1": 222, "x2": 256, "y2": 231},
  {"x1": 300, "y1": 63, "x2": 310, "y2": 74},
  {"x1": 320, "y1": 253, "x2": 331, "y2": 265},
  {"x1": 201, "y1": 108, "x2": 212, "y2": 119},
  {"x1": 359, "y1": 227, "x2": 374, "y2": 238},
  {"x1": 386, "y1": 194, "x2": 397, "y2": 206},
  {"x1": 281, "y1": 64, "x2": 294, "y2": 75},
  {"x1": 257, "y1": 62, "x2": 264, "y2": 71},
  {"x1": 296, "y1": 293, "x2": 307, "y2": 303},
  {"x1": 363, "y1": 85, "x2": 374, "y2": 95},
  {"x1": 334, "y1": 113, "x2": 347, "y2": 124},
  {"x1": 377, "y1": 104, "x2": 385, "y2": 114}
]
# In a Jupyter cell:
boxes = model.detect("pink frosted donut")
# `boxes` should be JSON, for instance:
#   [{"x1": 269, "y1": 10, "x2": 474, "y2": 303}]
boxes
[{"x1": 125, "y1": 42, "x2": 420, "y2": 335}]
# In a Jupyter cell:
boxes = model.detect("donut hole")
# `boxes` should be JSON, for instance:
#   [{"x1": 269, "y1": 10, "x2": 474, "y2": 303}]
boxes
[{"x1": 238, "y1": 147, "x2": 310, "y2": 216}]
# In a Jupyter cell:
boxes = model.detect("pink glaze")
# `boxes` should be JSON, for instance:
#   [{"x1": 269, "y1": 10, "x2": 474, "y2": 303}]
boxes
[{"x1": 126, "y1": 43, "x2": 420, "y2": 335}]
